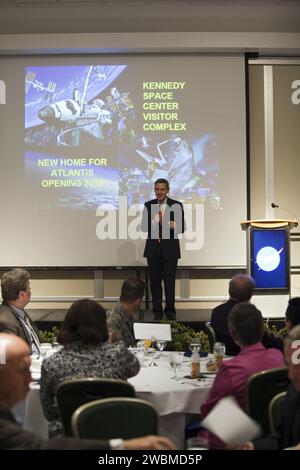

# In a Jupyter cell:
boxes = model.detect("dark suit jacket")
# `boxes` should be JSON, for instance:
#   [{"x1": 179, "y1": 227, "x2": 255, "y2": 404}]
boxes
[
  {"x1": 0, "y1": 404, "x2": 109, "y2": 450},
  {"x1": 211, "y1": 299, "x2": 284, "y2": 356},
  {"x1": 141, "y1": 197, "x2": 185, "y2": 260},
  {"x1": 211, "y1": 299, "x2": 240, "y2": 356},
  {"x1": 254, "y1": 383, "x2": 300, "y2": 449},
  {"x1": 0, "y1": 302, "x2": 42, "y2": 348}
]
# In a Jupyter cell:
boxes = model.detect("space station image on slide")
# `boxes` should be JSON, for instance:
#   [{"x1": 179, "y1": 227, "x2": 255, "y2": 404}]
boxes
[{"x1": 24, "y1": 65, "x2": 220, "y2": 210}]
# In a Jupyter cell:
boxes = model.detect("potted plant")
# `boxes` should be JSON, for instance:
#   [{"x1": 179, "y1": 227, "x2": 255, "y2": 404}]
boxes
[
  {"x1": 39, "y1": 326, "x2": 60, "y2": 345},
  {"x1": 164, "y1": 320, "x2": 210, "y2": 354}
]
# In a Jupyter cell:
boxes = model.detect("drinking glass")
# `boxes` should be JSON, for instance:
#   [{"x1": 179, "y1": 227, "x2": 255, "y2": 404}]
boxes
[
  {"x1": 137, "y1": 340, "x2": 145, "y2": 351},
  {"x1": 169, "y1": 352, "x2": 182, "y2": 380},
  {"x1": 143, "y1": 338, "x2": 152, "y2": 351},
  {"x1": 155, "y1": 339, "x2": 167, "y2": 353},
  {"x1": 149, "y1": 338, "x2": 167, "y2": 366},
  {"x1": 148, "y1": 336, "x2": 158, "y2": 367},
  {"x1": 186, "y1": 436, "x2": 209, "y2": 450},
  {"x1": 40, "y1": 343, "x2": 52, "y2": 359},
  {"x1": 52, "y1": 337, "x2": 61, "y2": 353},
  {"x1": 189, "y1": 339, "x2": 201, "y2": 354},
  {"x1": 213, "y1": 342, "x2": 226, "y2": 369}
]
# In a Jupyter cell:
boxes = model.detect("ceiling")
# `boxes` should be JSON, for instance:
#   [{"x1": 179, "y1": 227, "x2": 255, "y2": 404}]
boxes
[{"x1": 0, "y1": 0, "x2": 300, "y2": 34}]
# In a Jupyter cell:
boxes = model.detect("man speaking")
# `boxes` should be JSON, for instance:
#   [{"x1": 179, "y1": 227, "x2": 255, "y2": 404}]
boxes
[{"x1": 141, "y1": 179, "x2": 185, "y2": 320}]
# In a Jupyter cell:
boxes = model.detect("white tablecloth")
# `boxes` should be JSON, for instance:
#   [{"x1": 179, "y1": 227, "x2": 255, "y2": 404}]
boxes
[
  {"x1": 25, "y1": 383, "x2": 49, "y2": 439},
  {"x1": 128, "y1": 353, "x2": 213, "y2": 449},
  {"x1": 12, "y1": 384, "x2": 49, "y2": 440},
  {"x1": 23, "y1": 352, "x2": 214, "y2": 449}
]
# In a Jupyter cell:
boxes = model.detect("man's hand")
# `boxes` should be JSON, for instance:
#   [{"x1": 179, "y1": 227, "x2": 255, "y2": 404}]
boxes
[
  {"x1": 242, "y1": 441, "x2": 255, "y2": 450},
  {"x1": 228, "y1": 441, "x2": 255, "y2": 450},
  {"x1": 284, "y1": 442, "x2": 300, "y2": 450},
  {"x1": 168, "y1": 221, "x2": 176, "y2": 230},
  {"x1": 123, "y1": 435, "x2": 176, "y2": 450}
]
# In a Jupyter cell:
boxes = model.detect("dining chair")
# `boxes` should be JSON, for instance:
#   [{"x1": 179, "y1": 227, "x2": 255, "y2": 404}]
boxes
[
  {"x1": 268, "y1": 391, "x2": 287, "y2": 433},
  {"x1": 246, "y1": 367, "x2": 289, "y2": 436},
  {"x1": 56, "y1": 377, "x2": 135, "y2": 436},
  {"x1": 71, "y1": 397, "x2": 158, "y2": 440},
  {"x1": 204, "y1": 321, "x2": 217, "y2": 353}
]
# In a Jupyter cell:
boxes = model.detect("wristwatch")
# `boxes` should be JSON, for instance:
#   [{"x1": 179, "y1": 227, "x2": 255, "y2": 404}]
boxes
[{"x1": 109, "y1": 438, "x2": 124, "y2": 450}]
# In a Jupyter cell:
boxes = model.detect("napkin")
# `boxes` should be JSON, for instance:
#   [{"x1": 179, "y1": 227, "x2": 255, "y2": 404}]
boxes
[{"x1": 201, "y1": 396, "x2": 261, "y2": 445}]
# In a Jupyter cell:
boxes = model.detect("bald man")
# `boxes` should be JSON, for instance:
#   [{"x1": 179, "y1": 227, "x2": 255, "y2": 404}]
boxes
[
  {"x1": 211, "y1": 274, "x2": 283, "y2": 356},
  {"x1": 0, "y1": 333, "x2": 175, "y2": 450},
  {"x1": 211, "y1": 274, "x2": 255, "y2": 355}
]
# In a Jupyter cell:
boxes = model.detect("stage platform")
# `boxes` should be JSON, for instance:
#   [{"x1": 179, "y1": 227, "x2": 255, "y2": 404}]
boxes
[
  {"x1": 29, "y1": 308, "x2": 285, "y2": 333},
  {"x1": 29, "y1": 308, "x2": 212, "y2": 332}
]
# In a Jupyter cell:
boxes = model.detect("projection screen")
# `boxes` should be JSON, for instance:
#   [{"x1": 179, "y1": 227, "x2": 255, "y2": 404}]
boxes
[{"x1": 0, "y1": 54, "x2": 247, "y2": 267}]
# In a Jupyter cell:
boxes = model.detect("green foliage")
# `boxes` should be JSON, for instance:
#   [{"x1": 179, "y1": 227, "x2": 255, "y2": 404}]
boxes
[
  {"x1": 164, "y1": 320, "x2": 210, "y2": 353},
  {"x1": 274, "y1": 326, "x2": 288, "y2": 339},
  {"x1": 39, "y1": 326, "x2": 59, "y2": 344},
  {"x1": 264, "y1": 321, "x2": 288, "y2": 340}
]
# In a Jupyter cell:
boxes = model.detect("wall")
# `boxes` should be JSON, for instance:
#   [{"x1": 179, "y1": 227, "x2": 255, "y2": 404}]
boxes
[{"x1": 1, "y1": 5, "x2": 300, "y2": 318}]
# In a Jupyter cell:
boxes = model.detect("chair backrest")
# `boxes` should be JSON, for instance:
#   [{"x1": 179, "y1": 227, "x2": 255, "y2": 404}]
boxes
[
  {"x1": 56, "y1": 378, "x2": 135, "y2": 436},
  {"x1": 71, "y1": 397, "x2": 158, "y2": 440},
  {"x1": 268, "y1": 391, "x2": 287, "y2": 433},
  {"x1": 246, "y1": 367, "x2": 289, "y2": 436},
  {"x1": 204, "y1": 321, "x2": 217, "y2": 353}
]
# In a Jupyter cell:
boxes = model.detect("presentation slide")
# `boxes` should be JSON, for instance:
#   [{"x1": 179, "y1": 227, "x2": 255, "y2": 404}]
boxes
[{"x1": 0, "y1": 55, "x2": 247, "y2": 267}]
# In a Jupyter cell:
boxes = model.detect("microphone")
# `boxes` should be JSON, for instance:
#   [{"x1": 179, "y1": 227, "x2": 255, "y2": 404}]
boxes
[{"x1": 270, "y1": 202, "x2": 298, "y2": 224}]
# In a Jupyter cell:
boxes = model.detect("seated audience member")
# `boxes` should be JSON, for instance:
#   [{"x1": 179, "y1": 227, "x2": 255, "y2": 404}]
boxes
[
  {"x1": 0, "y1": 268, "x2": 41, "y2": 354},
  {"x1": 285, "y1": 297, "x2": 300, "y2": 331},
  {"x1": 40, "y1": 299, "x2": 140, "y2": 437},
  {"x1": 107, "y1": 278, "x2": 145, "y2": 347},
  {"x1": 240, "y1": 325, "x2": 300, "y2": 450},
  {"x1": 211, "y1": 274, "x2": 283, "y2": 356},
  {"x1": 201, "y1": 303, "x2": 284, "y2": 447},
  {"x1": 0, "y1": 333, "x2": 175, "y2": 450}
]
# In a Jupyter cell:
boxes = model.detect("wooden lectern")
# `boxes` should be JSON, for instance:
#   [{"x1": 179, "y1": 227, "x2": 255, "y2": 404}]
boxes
[{"x1": 240, "y1": 219, "x2": 298, "y2": 231}]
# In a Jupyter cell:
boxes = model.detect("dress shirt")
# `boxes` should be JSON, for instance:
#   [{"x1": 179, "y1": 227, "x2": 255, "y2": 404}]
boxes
[
  {"x1": 201, "y1": 342, "x2": 284, "y2": 417},
  {"x1": 11, "y1": 305, "x2": 41, "y2": 355}
]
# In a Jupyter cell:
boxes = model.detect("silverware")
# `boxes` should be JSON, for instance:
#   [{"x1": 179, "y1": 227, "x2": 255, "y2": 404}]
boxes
[{"x1": 177, "y1": 380, "x2": 202, "y2": 386}]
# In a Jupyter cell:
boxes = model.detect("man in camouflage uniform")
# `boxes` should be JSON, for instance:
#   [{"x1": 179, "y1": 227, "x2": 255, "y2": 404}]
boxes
[{"x1": 107, "y1": 279, "x2": 145, "y2": 347}]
